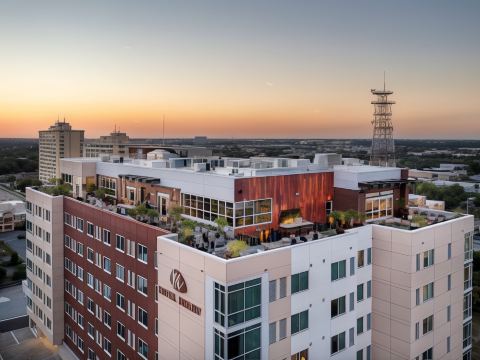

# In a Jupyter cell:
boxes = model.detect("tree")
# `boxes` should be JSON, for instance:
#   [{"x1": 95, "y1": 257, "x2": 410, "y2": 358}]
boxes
[
  {"x1": 226, "y1": 240, "x2": 249, "y2": 258},
  {"x1": 41, "y1": 183, "x2": 72, "y2": 196},
  {"x1": 94, "y1": 188, "x2": 107, "y2": 200},
  {"x1": 168, "y1": 205, "x2": 183, "y2": 230},
  {"x1": 86, "y1": 183, "x2": 96, "y2": 193},
  {"x1": 9, "y1": 252, "x2": 20, "y2": 266},
  {"x1": 214, "y1": 217, "x2": 229, "y2": 238},
  {"x1": 15, "y1": 177, "x2": 42, "y2": 192}
]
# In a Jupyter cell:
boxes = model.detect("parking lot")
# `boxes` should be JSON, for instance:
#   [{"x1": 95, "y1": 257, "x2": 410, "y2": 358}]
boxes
[{"x1": 0, "y1": 327, "x2": 61, "y2": 360}]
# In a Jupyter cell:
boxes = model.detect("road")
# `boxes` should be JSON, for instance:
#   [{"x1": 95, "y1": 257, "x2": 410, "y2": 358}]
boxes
[
  {"x1": 0, "y1": 184, "x2": 25, "y2": 201},
  {"x1": 0, "y1": 230, "x2": 26, "y2": 261}
]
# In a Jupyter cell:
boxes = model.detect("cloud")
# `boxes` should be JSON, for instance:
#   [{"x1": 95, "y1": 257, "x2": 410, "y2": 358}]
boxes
[{"x1": 265, "y1": 81, "x2": 273, "y2": 87}]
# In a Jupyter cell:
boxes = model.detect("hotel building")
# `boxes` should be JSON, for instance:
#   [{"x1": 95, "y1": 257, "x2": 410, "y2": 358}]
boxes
[
  {"x1": 39, "y1": 120, "x2": 84, "y2": 183},
  {"x1": 24, "y1": 153, "x2": 473, "y2": 360}
]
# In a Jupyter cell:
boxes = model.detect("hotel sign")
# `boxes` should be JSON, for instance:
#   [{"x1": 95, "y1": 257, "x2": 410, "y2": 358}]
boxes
[{"x1": 158, "y1": 269, "x2": 201, "y2": 316}]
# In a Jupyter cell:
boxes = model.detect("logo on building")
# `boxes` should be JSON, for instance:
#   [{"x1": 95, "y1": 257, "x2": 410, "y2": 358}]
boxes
[{"x1": 170, "y1": 269, "x2": 187, "y2": 293}]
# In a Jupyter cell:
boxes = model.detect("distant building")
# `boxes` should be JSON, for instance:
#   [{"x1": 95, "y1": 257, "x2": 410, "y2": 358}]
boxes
[
  {"x1": 408, "y1": 194, "x2": 446, "y2": 210},
  {"x1": 84, "y1": 130, "x2": 129, "y2": 157},
  {"x1": 0, "y1": 200, "x2": 26, "y2": 232},
  {"x1": 38, "y1": 120, "x2": 84, "y2": 183},
  {"x1": 193, "y1": 136, "x2": 208, "y2": 144}
]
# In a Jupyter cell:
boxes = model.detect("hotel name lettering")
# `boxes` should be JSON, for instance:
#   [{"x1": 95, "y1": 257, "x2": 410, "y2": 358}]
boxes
[{"x1": 159, "y1": 286, "x2": 202, "y2": 316}]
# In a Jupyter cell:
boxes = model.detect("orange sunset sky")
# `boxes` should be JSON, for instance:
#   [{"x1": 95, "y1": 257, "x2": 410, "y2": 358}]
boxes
[{"x1": 0, "y1": 1, "x2": 479, "y2": 139}]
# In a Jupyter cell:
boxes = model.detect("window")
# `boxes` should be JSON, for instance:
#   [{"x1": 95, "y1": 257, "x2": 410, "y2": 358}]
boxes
[
  {"x1": 117, "y1": 350, "x2": 126, "y2": 360},
  {"x1": 292, "y1": 349, "x2": 308, "y2": 360},
  {"x1": 138, "y1": 307, "x2": 148, "y2": 328},
  {"x1": 331, "y1": 331, "x2": 346, "y2": 355},
  {"x1": 367, "y1": 313, "x2": 371, "y2": 331},
  {"x1": 331, "y1": 296, "x2": 346, "y2": 318},
  {"x1": 279, "y1": 318, "x2": 287, "y2": 340},
  {"x1": 76, "y1": 218, "x2": 84, "y2": 232},
  {"x1": 233, "y1": 198, "x2": 272, "y2": 227},
  {"x1": 279, "y1": 277, "x2": 287, "y2": 298},
  {"x1": 349, "y1": 327, "x2": 354, "y2": 347},
  {"x1": 465, "y1": 232, "x2": 473, "y2": 261},
  {"x1": 365, "y1": 192, "x2": 393, "y2": 220},
  {"x1": 463, "y1": 321, "x2": 472, "y2": 349},
  {"x1": 116, "y1": 234, "x2": 125, "y2": 252},
  {"x1": 116, "y1": 293, "x2": 125, "y2": 310},
  {"x1": 331, "y1": 260, "x2": 346, "y2": 281},
  {"x1": 87, "y1": 222, "x2": 94, "y2": 237},
  {"x1": 357, "y1": 250, "x2": 365, "y2": 268},
  {"x1": 349, "y1": 292, "x2": 355, "y2": 311},
  {"x1": 269, "y1": 322, "x2": 276, "y2": 345},
  {"x1": 464, "y1": 292, "x2": 472, "y2": 319},
  {"x1": 415, "y1": 322, "x2": 420, "y2": 340},
  {"x1": 357, "y1": 317, "x2": 364, "y2": 335},
  {"x1": 447, "y1": 305, "x2": 451, "y2": 322},
  {"x1": 137, "y1": 275, "x2": 148, "y2": 296},
  {"x1": 357, "y1": 350, "x2": 363, "y2": 360},
  {"x1": 214, "y1": 283, "x2": 225, "y2": 326},
  {"x1": 103, "y1": 311, "x2": 111, "y2": 328},
  {"x1": 422, "y1": 315, "x2": 433, "y2": 335},
  {"x1": 269, "y1": 280, "x2": 276, "y2": 302},
  {"x1": 465, "y1": 263, "x2": 473, "y2": 290},
  {"x1": 103, "y1": 257, "x2": 111, "y2": 273},
  {"x1": 447, "y1": 336, "x2": 451, "y2": 353},
  {"x1": 350, "y1": 257, "x2": 355, "y2": 275},
  {"x1": 225, "y1": 323, "x2": 261, "y2": 359},
  {"x1": 226, "y1": 278, "x2": 261, "y2": 327},
  {"x1": 138, "y1": 338, "x2": 149, "y2": 359},
  {"x1": 416, "y1": 288, "x2": 420, "y2": 305},
  {"x1": 103, "y1": 284, "x2": 111, "y2": 301},
  {"x1": 367, "y1": 280, "x2": 372, "y2": 298},
  {"x1": 423, "y1": 249, "x2": 434, "y2": 268},
  {"x1": 87, "y1": 247, "x2": 94, "y2": 263},
  {"x1": 291, "y1": 271, "x2": 308, "y2": 293},
  {"x1": 448, "y1": 243, "x2": 452, "y2": 260},
  {"x1": 117, "y1": 321, "x2": 126, "y2": 340},
  {"x1": 448, "y1": 274, "x2": 452, "y2": 291},
  {"x1": 103, "y1": 229, "x2": 110, "y2": 245},
  {"x1": 357, "y1": 283, "x2": 364, "y2": 302},
  {"x1": 367, "y1": 247, "x2": 372, "y2": 265},
  {"x1": 103, "y1": 338, "x2": 112, "y2": 356},
  {"x1": 116, "y1": 264, "x2": 125, "y2": 282},
  {"x1": 423, "y1": 282, "x2": 434, "y2": 302},
  {"x1": 291, "y1": 310, "x2": 309, "y2": 335},
  {"x1": 138, "y1": 244, "x2": 148, "y2": 263},
  {"x1": 421, "y1": 347, "x2": 433, "y2": 360}
]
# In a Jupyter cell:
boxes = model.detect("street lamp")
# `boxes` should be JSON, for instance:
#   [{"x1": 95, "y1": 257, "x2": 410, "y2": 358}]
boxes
[{"x1": 466, "y1": 197, "x2": 476, "y2": 215}]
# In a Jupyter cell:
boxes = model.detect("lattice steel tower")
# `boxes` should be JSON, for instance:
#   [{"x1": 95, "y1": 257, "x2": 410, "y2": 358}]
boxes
[{"x1": 370, "y1": 76, "x2": 396, "y2": 167}]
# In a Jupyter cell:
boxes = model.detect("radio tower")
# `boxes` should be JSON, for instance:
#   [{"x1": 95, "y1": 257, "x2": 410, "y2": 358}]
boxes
[{"x1": 370, "y1": 73, "x2": 396, "y2": 167}]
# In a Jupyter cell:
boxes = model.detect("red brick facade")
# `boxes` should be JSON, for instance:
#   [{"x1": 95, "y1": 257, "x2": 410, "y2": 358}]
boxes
[{"x1": 63, "y1": 197, "x2": 168, "y2": 359}]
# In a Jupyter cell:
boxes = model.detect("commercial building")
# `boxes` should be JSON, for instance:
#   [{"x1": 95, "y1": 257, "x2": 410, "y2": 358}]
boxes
[
  {"x1": 24, "y1": 154, "x2": 473, "y2": 360},
  {"x1": 0, "y1": 200, "x2": 26, "y2": 232},
  {"x1": 83, "y1": 130, "x2": 129, "y2": 158},
  {"x1": 39, "y1": 120, "x2": 84, "y2": 183}
]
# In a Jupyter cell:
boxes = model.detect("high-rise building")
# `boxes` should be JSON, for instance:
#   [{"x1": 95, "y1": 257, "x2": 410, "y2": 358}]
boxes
[
  {"x1": 83, "y1": 130, "x2": 130, "y2": 158},
  {"x1": 38, "y1": 120, "x2": 84, "y2": 183},
  {"x1": 24, "y1": 154, "x2": 473, "y2": 360}
]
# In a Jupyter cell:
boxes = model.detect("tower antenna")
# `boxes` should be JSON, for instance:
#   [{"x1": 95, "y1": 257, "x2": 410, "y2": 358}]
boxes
[
  {"x1": 162, "y1": 115, "x2": 165, "y2": 145},
  {"x1": 370, "y1": 76, "x2": 396, "y2": 167}
]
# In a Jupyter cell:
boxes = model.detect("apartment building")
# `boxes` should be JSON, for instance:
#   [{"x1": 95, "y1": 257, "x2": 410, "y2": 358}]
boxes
[
  {"x1": 24, "y1": 154, "x2": 474, "y2": 360},
  {"x1": 39, "y1": 120, "x2": 84, "y2": 183}
]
